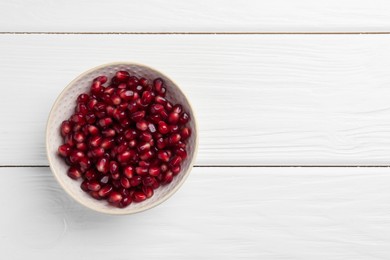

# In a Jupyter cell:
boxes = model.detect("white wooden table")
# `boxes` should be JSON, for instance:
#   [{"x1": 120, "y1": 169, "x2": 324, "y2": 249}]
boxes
[{"x1": 1, "y1": 1, "x2": 390, "y2": 259}]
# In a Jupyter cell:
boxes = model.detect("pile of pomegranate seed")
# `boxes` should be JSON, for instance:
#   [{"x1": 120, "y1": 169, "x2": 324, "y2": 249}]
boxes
[{"x1": 58, "y1": 71, "x2": 191, "y2": 208}]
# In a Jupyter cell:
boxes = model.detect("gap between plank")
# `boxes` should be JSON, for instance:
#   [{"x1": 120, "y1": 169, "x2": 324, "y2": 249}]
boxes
[{"x1": 2, "y1": 32, "x2": 390, "y2": 35}]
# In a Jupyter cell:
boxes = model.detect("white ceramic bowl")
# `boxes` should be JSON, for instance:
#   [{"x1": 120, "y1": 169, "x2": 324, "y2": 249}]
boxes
[{"x1": 46, "y1": 62, "x2": 198, "y2": 215}]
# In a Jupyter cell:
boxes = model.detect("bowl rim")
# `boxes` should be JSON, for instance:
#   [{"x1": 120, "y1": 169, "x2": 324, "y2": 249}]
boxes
[{"x1": 45, "y1": 61, "x2": 199, "y2": 215}]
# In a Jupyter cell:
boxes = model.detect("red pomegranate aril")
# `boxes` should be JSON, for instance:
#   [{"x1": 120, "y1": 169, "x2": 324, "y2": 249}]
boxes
[
  {"x1": 110, "y1": 94, "x2": 121, "y2": 105},
  {"x1": 102, "y1": 128, "x2": 115, "y2": 137},
  {"x1": 91, "y1": 147, "x2": 105, "y2": 158},
  {"x1": 120, "y1": 118, "x2": 131, "y2": 128},
  {"x1": 72, "y1": 124, "x2": 82, "y2": 132},
  {"x1": 169, "y1": 124, "x2": 179, "y2": 133},
  {"x1": 170, "y1": 155, "x2": 182, "y2": 167},
  {"x1": 157, "y1": 151, "x2": 170, "y2": 162},
  {"x1": 106, "y1": 105, "x2": 115, "y2": 116},
  {"x1": 116, "y1": 71, "x2": 130, "y2": 82},
  {"x1": 156, "y1": 138, "x2": 167, "y2": 149},
  {"x1": 140, "y1": 131, "x2": 152, "y2": 142},
  {"x1": 142, "y1": 186, "x2": 154, "y2": 198},
  {"x1": 139, "y1": 77, "x2": 148, "y2": 87},
  {"x1": 117, "y1": 142, "x2": 129, "y2": 154},
  {"x1": 113, "y1": 109, "x2": 126, "y2": 121},
  {"x1": 162, "y1": 170, "x2": 173, "y2": 184},
  {"x1": 130, "y1": 111, "x2": 145, "y2": 122},
  {"x1": 120, "y1": 177, "x2": 131, "y2": 188},
  {"x1": 76, "y1": 142, "x2": 88, "y2": 152},
  {"x1": 119, "y1": 90, "x2": 134, "y2": 101},
  {"x1": 112, "y1": 179, "x2": 121, "y2": 189},
  {"x1": 76, "y1": 103, "x2": 88, "y2": 114},
  {"x1": 171, "y1": 165, "x2": 181, "y2": 175},
  {"x1": 154, "y1": 96, "x2": 167, "y2": 105},
  {"x1": 173, "y1": 105, "x2": 183, "y2": 114},
  {"x1": 69, "y1": 150, "x2": 85, "y2": 163},
  {"x1": 109, "y1": 161, "x2": 119, "y2": 174},
  {"x1": 119, "y1": 187, "x2": 130, "y2": 196},
  {"x1": 128, "y1": 139, "x2": 137, "y2": 148},
  {"x1": 65, "y1": 134, "x2": 75, "y2": 147},
  {"x1": 123, "y1": 166, "x2": 134, "y2": 179},
  {"x1": 130, "y1": 176, "x2": 142, "y2": 187},
  {"x1": 85, "y1": 112, "x2": 96, "y2": 124},
  {"x1": 96, "y1": 157, "x2": 109, "y2": 174},
  {"x1": 68, "y1": 167, "x2": 82, "y2": 180},
  {"x1": 150, "y1": 104, "x2": 164, "y2": 114},
  {"x1": 91, "y1": 81, "x2": 103, "y2": 96},
  {"x1": 117, "y1": 83, "x2": 127, "y2": 89},
  {"x1": 135, "y1": 167, "x2": 148, "y2": 175},
  {"x1": 98, "y1": 185, "x2": 112, "y2": 197},
  {"x1": 181, "y1": 127, "x2": 191, "y2": 140},
  {"x1": 71, "y1": 113, "x2": 86, "y2": 125},
  {"x1": 132, "y1": 191, "x2": 147, "y2": 202},
  {"x1": 169, "y1": 133, "x2": 181, "y2": 145},
  {"x1": 139, "y1": 150, "x2": 154, "y2": 161},
  {"x1": 79, "y1": 157, "x2": 91, "y2": 171},
  {"x1": 153, "y1": 78, "x2": 163, "y2": 91},
  {"x1": 99, "y1": 117, "x2": 113, "y2": 128},
  {"x1": 101, "y1": 138, "x2": 115, "y2": 149},
  {"x1": 77, "y1": 93, "x2": 90, "y2": 103},
  {"x1": 87, "y1": 99, "x2": 98, "y2": 110},
  {"x1": 138, "y1": 142, "x2": 151, "y2": 152},
  {"x1": 150, "y1": 114, "x2": 162, "y2": 124},
  {"x1": 176, "y1": 141, "x2": 186, "y2": 149},
  {"x1": 136, "y1": 120, "x2": 148, "y2": 131},
  {"x1": 120, "y1": 195, "x2": 132, "y2": 207},
  {"x1": 127, "y1": 101, "x2": 139, "y2": 113},
  {"x1": 58, "y1": 144, "x2": 72, "y2": 157},
  {"x1": 90, "y1": 191, "x2": 102, "y2": 200},
  {"x1": 148, "y1": 166, "x2": 160, "y2": 176},
  {"x1": 124, "y1": 129, "x2": 137, "y2": 140},
  {"x1": 73, "y1": 132, "x2": 85, "y2": 143},
  {"x1": 175, "y1": 147, "x2": 187, "y2": 159},
  {"x1": 111, "y1": 171, "x2": 120, "y2": 180},
  {"x1": 81, "y1": 180, "x2": 89, "y2": 192},
  {"x1": 94, "y1": 75, "x2": 107, "y2": 84},
  {"x1": 159, "y1": 110, "x2": 168, "y2": 120},
  {"x1": 165, "y1": 101, "x2": 173, "y2": 112},
  {"x1": 158, "y1": 121, "x2": 169, "y2": 134},
  {"x1": 167, "y1": 112, "x2": 180, "y2": 125},
  {"x1": 159, "y1": 87, "x2": 166, "y2": 96},
  {"x1": 85, "y1": 169, "x2": 97, "y2": 181},
  {"x1": 128, "y1": 76, "x2": 139, "y2": 88},
  {"x1": 141, "y1": 91, "x2": 152, "y2": 105},
  {"x1": 60, "y1": 120, "x2": 72, "y2": 137},
  {"x1": 143, "y1": 176, "x2": 156, "y2": 187},
  {"x1": 117, "y1": 150, "x2": 135, "y2": 163},
  {"x1": 88, "y1": 125, "x2": 99, "y2": 135},
  {"x1": 89, "y1": 135, "x2": 103, "y2": 147},
  {"x1": 104, "y1": 86, "x2": 115, "y2": 95},
  {"x1": 88, "y1": 181, "x2": 101, "y2": 191},
  {"x1": 179, "y1": 113, "x2": 190, "y2": 124},
  {"x1": 108, "y1": 191, "x2": 122, "y2": 204},
  {"x1": 160, "y1": 163, "x2": 168, "y2": 173}
]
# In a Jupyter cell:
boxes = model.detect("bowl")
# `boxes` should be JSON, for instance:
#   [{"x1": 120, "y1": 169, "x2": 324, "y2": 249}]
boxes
[{"x1": 46, "y1": 62, "x2": 198, "y2": 215}]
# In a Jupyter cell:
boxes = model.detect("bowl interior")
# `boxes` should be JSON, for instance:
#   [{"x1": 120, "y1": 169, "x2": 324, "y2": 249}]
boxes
[{"x1": 46, "y1": 63, "x2": 197, "y2": 214}]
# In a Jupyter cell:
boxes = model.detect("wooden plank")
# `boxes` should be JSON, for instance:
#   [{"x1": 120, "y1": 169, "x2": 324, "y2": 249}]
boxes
[
  {"x1": 1, "y1": 34, "x2": 390, "y2": 166},
  {"x1": 1, "y1": 167, "x2": 390, "y2": 259},
  {"x1": 1, "y1": 0, "x2": 390, "y2": 33}
]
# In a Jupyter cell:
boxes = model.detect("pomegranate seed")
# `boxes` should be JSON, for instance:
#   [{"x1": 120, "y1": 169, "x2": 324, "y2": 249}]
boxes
[
  {"x1": 60, "y1": 120, "x2": 72, "y2": 137},
  {"x1": 150, "y1": 104, "x2": 164, "y2": 114},
  {"x1": 156, "y1": 138, "x2": 167, "y2": 149},
  {"x1": 102, "y1": 128, "x2": 115, "y2": 137},
  {"x1": 140, "y1": 150, "x2": 154, "y2": 161},
  {"x1": 81, "y1": 180, "x2": 89, "y2": 191},
  {"x1": 101, "y1": 138, "x2": 115, "y2": 149},
  {"x1": 181, "y1": 127, "x2": 191, "y2": 140},
  {"x1": 160, "y1": 110, "x2": 168, "y2": 119},
  {"x1": 113, "y1": 109, "x2": 126, "y2": 121},
  {"x1": 91, "y1": 81, "x2": 103, "y2": 96},
  {"x1": 119, "y1": 187, "x2": 130, "y2": 196},
  {"x1": 89, "y1": 135, "x2": 103, "y2": 147},
  {"x1": 93, "y1": 75, "x2": 107, "y2": 84},
  {"x1": 99, "y1": 117, "x2": 113, "y2": 128},
  {"x1": 170, "y1": 155, "x2": 182, "y2": 167},
  {"x1": 130, "y1": 176, "x2": 142, "y2": 187},
  {"x1": 158, "y1": 150, "x2": 170, "y2": 162},
  {"x1": 169, "y1": 124, "x2": 179, "y2": 133},
  {"x1": 172, "y1": 165, "x2": 181, "y2": 175},
  {"x1": 138, "y1": 142, "x2": 151, "y2": 152},
  {"x1": 117, "y1": 83, "x2": 127, "y2": 89},
  {"x1": 65, "y1": 134, "x2": 75, "y2": 147},
  {"x1": 140, "y1": 132, "x2": 153, "y2": 142},
  {"x1": 175, "y1": 148, "x2": 187, "y2": 159},
  {"x1": 153, "y1": 78, "x2": 163, "y2": 91},
  {"x1": 128, "y1": 139, "x2": 137, "y2": 148},
  {"x1": 89, "y1": 191, "x2": 102, "y2": 200},
  {"x1": 85, "y1": 113, "x2": 96, "y2": 124},
  {"x1": 120, "y1": 195, "x2": 132, "y2": 207},
  {"x1": 71, "y1": 113, "x2": 86, "y2": 125},
  {"x1": 172, "y1": 105, "x2": 182, "y2": 114},
  {"x1": 139, "y1": 77, "x2": 148, "y2": 87},
  {"x1": 141, "y1": 91, "x2": 153, "y2": 105},
  {"x1": 176, "y1": 141, "x2": 186, "y2": 149},
  {"x1": 154, "y1": 96, "x2": 167, "y2": 105},
  {"x1": 136, "y1": 167, "x2": 148, "y2": 175},
  {"x1": 79, "y1": 157, "x2": 91, "y2": 171},
  {"x1": 169, "y1": 133, "x2": 181, "y2": 145},
  {"x1": 88, "y1": 181, "x2": 101, "y2": 191},
  {"x1": 85, "y1": 169, "x2": 97, "y2": 181},
  {"x1": 130, "y1": 111, "x2": 145, "y2": 122},
  {"x1": 108, "y1": 191, "x2": 122, "y2": 204},
  {"x1": 117, "y1": 150, "x2": 135, "y2": 163},
  {"x1": 73, "y1": 132, "x2": 85, "y2": 143},
  {"x1": 168, "y1": 112, "x2": 179, "y2": 124},
  {"x1": 58, "y1": 144, "x2": 72, "y2": 157},
  {"x1": 116, "y1": 71, "x2": 130, "y2": 82},
  {"x1": 68, "y1": 167, "x2": 82, "y2": 180},
  {"x1": 109, "y1": 161, "x2": 119, "y2": 174},
  {"x1": 91, "y1": 147, "x2": 105, "y2": 158},
  {"x1": 96, "y1": 157, "x2": 109, "y2": 174},
  {"x1": 104, "y1": 86, "x2": 115, "y2": 95},
  {"x1": 128, "y1": 76, "x2": 139, "y2": 88},
  {"x1": 142, "y1": 186, "x2": 154, "y2": 198},
  {"x1": 119, "y1": 90, "x2": 134, "y2": 101},
  {"x1": 123, "y1": 166, "x2": 134, "y2": 179},
  {"x1": 127, "y1": 101, "x2": 139, "y2": 113},
  {"x1": 162, "y1": 171, "x2": 173, "y2": 184},
  {"x1": 136, "y1": 120, "x2": 148, "y2": 131},
  {"x1": 98, "y1": 185, "x2": 112, "y2": 197},
  {"x1": 158, "y1": 121, "x2": 169, "y2": 134},
  {"x1": 87, "y1": 99, "x2": 98, "y2": 110},
  {"x1": 111, "y1": 171, "x2": 120, "y2": 180},
  {"x1": 124, "y1": 129, "x2": 137, "y2": 140},
  {"x1": 112, "y1": 179, "x2": 121, "y2": 189},
  {"x1": 76, "y1": 103, "x2": 88, "y2": 114},
  {"x1": 69, "y1": 150, "x2": 85, "y2": 163},
  {"x1": 179, "y1": 113, "x2": 190, "y2": 124},
  {"x1": 160, "y1": 164, "x2": 168, "y2": 173},
  {"x1": 132, "y1": 191, "x2": 147, "y2": 202},
  {"x1": 76, "y1": 142, "x2": 88, "y2": 151},
  {"x1": 149, "y1": 166, "x2": 160, "y2": 176},
  {"x1": 88, "y1": 125, "x2": 99, "y2": 135},
  {"x1": 77, "y1": 93, "x2": 90, "y2": 103},
  {"x1": 120, "y1": 177, "x2": 131, "y2": 188},
  {"x1": 142, "y1": 176, "x2": 156, "y2": 187}
]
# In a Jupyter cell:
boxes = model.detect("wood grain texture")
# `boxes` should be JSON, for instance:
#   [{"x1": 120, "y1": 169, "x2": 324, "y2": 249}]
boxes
[
  {"x1": 1, "y1": 0, "x2": 390, "y2": 33},
  {"x1": 1, "y1": 34, "x2": 390, "y2": 166},
  {"x1": 1, "y1": 167, "x2": 389, "y2": 259}
]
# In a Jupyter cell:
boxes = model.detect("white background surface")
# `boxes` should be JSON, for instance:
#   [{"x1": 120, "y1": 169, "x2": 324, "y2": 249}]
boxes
[{"x1": 1, "y1": 1, "x2": 390, "y2": 259}]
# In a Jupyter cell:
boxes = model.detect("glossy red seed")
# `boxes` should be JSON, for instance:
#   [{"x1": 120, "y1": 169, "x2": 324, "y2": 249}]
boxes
[
  {"x1": 130, "y1": 111, "x2": 145, "y2": 122},
  {"x1": 120, "y1": 195, "x2": 132, "y2": 207},
  {"x1": 117, "y1": 83, "x2": 127, "y2": 89},
  {"x1": 96, "y1": 157, "x2": 109, "y2": 174},
  {"x1": 109, "y1": 161, "x2": 119, "y2": 174},
  {"x1": 79, "y1": 157, "x2": 91, "y2": 171},
  {"x1": 98, "y1": 117, "x2": 113, "y2": 128},
  {"x1": 108, "y1": 191, "x2": 122, "y2": 204},
  {"x1": 58, "y1": 144, "x2": 72, "y2": 157},
  {"x1": 142, "y1": 186, "x2": 154, "y2": 198},
  {"x1": 169, "y1": 124, "x2": 179, "y2": 133},
  {"x1": 138, "y1": 142, "x2": 151, "y2": 152},
  {"x1": 111, "y1": 171, "x2": 120, "y2": 180},
  {"x1": 130, "y1": 176, "x2": 142, "y2": 187},
  {"x1": 154, "y1": 96, "x2": 167, "y2": 105},
  {"x1": 162, "y1": 170, "x2": 173, "y2": 184},
  {"x1": 170, "y1": 155, "x2": 182, "y2": 167},
  {"x1": 60, "y1": 120, "x2": 72, "y2": 137},
  {"x1": 149, "y1": 166, "x2": 160, "y2": 176},
  {"x1": 127, "y1": 101, "x2": 138, "y2": 113},
  {"x1": 172, "y1": 165, "x2": 181, "y2": 175},
  {"x1": 112, "y1": 179, "x2": 121, "y2": 189},
  {"x1": 65, "y1": 133, "x2": 75, "y2": 147},
  {"x1": 153, "y1": 78, "x2": 163, "y2": 91},
  {"x1": 89, "y1": 191, "x2": 102, "y2": 200},
  {"x1": 173, "y1": 105, "x2": 183, "y2": 114},
  {"x1": 139, "y1": 150, "x2": 154, "y2": 161},
  {"x1": 76, "y1": 142, "x2": 88, "y2": 151},
  {"x1": 68, "y1": 167, "x2": 82, "y2": 180},
  {"x1": 123, "y1": 166, "x2": 134, "y2": 179},
  {"x1": 128, "y1": 76, "x2": 139, "y2": 88},
  {"x1": 93, "y1": 75, "x2": 107, "y2": 84},
  {"x1": 77, "y1": 93, "x2": 90, "y2": 103},
  {"x1": 165, "y1": 101, "x2": 173, "y2": 111},
  {"x1": 91, "y1": 81, "x2": 103, "y2": 96},
  {"x1": 89, "y1": 135, "x2": 103, "y2": 147},
  {"x1": 169, "y1": 133, "x2": 181, "y2": 145},
  {"x1": 69, "y1": 150, "x2": 85, "y2": 163},
  {"x1": 135, "y1": 167, "x2": 148, "y2": 175},
  {"x1": 181, "y1": 127, "x2": 191, "y2": 140},
  {"x1": 141, "y1": 91, "x2": 152, "y2": 105},
  {"x1": 140, "y1": 77, "x2": 149, "y2": 87},
  {"x1": 106, "y1": 105, "x2": 115, "y2": 116},
  {"x1": 111, "y1": 94, "x2": 121, "y2": 105},
  {"x1": 98, "y1": 185, "x2": 112, "y2": 197},
  {"x1": 104, "y1": 86, "x2": 115, "y2": 95},
  {"x1": 136, "y1": 120, "x2": 148, "y2": 131},
  {"x1": 150, "y1": 104, "x2": 164, "y2": 114},
  {"x1": 176, "y1": 141, "x2": 186, "y2": 149},
  {"x1": 119, "y1": 90, "x2": 134, "y2": 101},
  {"x1": 124, "y1": 129, "x2": 137, "y2": 140},
  {"x1": 71, "y1": 113, "x2": 86, "y2": 125},
  {"x1": 85, "y1": 112, "x2": 96, "y2": 124},
  {"x1": 158, "y1": 121, "x2": 169, "y2": 134},
  {"x1": 120, "y1": 177, "x2": 131, "y2": 188},
  {"x1": 76, "y1": 103, "x2": 88, "y2": 114},
  {"x1": 117, "y1": 150, "x2": 135, "y2": 163},
  {"x1": 116, "y1": 71, "x2": 130, "y2": 82},
  {"x1": 159, "y1": 110, "x2": 168, "y2": 120},
  {"x1": 156, "y1": 138, "x2": 167, "y2": 149},
  {"x1": 91, "y1": 147, "x2": 105, "y2": 158},
  {"x1": 101, "y1": 138, "x2": 115, "y2": 149},
  {"x1": 81, "y1": 180, "x2": 89, "y2": 191},
  {"x1": 73, "y1": 132, "x2": 85, "y2": 143},
  {"x1": 179, "y1": 113, "x2": 190, "y2": 124},
  {"x1": 88, "y1": 125, "x2": 99, "y2": 135},
  {"x1": 175, "y1": 147, "x2": 187, "y2": 159},
  {"x1": 102, "y1": 128, "x2": 115, "y2": 137},
  {"x1": 160, "y1": 163, "x2": 168, "y2": 173},
  {"x1": 157, "y1": 150, "x2": 170, "y2": 162},
  {"x1": 168, "y1": 112, "x2": 179, "y2": 124},
  {"x1": 140, "y1": 132, "x2": 152, "y2": 142},
  {"x1": 87, "y1": 99, "x2": 98, "y2": 110},
  {"x1": 84, "y1": 169, "x2": 97, "y2": 181},
  {"x1": 88, "y1": 181, "x2": 101, "y2": 191},
  {"x1": 142, "y1": 176, "x2": 155, "y2": 187},
  {"x1": 113, "y1": 109, "x2": 126, "y2": 121},
  {"x1": 133, "y1": 191, "x2": 147, "y2": 202}
]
